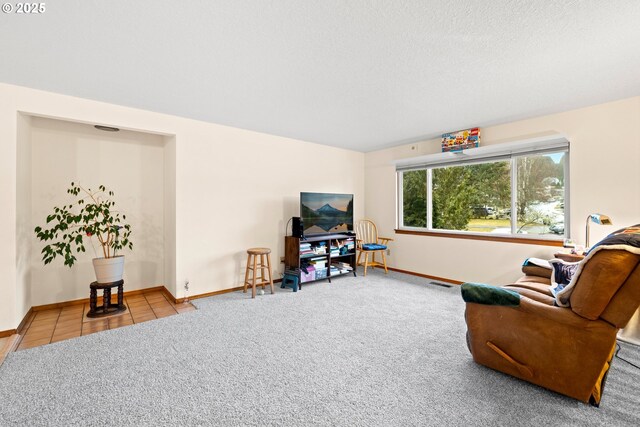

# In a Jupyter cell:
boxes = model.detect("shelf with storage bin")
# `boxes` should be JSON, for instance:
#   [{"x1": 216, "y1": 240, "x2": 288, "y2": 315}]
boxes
[{"x1": 284, "y1": 233, "x2": 357, "y2": 285}]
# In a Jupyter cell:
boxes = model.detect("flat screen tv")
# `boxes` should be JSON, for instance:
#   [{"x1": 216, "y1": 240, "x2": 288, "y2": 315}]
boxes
[{"x1": 300, "y1": 192, "x2": 354, "y2": 236}]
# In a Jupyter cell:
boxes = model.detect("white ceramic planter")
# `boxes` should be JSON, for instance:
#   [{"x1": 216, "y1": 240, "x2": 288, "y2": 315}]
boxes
[{"x1": 92, "y1": 255, "x2": 125, "y2": 284}]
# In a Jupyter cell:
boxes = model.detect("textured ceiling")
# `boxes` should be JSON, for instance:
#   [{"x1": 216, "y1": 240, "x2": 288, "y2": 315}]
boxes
[{"x1": 1, "y1": 1, "x2": 639, "y2": 152}]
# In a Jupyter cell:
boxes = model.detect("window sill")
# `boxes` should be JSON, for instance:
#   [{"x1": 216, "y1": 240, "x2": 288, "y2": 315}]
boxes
[{"x1": 394, "y1": 228, "x2": 564, "y2": 247}]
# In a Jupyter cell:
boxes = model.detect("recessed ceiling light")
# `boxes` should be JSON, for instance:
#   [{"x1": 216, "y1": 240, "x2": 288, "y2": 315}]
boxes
[{"x1": 94, "y1": 125, "x2": 120, "y2": 132}]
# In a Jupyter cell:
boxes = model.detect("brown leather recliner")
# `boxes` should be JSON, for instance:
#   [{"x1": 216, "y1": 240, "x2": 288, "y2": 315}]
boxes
[{"x1": 462, "y1": 249, "x2": 640, "y2": 405}]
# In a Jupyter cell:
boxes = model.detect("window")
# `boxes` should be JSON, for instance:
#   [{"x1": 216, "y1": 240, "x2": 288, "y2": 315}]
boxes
[
  {"x1": 397, "y1": 138, "x2": 569, "y2": 239},
  {"x1": 431, "y1": 160, "x2": 512, "y2": 233}
]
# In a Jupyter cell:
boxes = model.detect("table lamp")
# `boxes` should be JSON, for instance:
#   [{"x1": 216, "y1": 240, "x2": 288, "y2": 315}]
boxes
[{"x1": 585, "y1": 213, "x2": 613, "y2": 248}]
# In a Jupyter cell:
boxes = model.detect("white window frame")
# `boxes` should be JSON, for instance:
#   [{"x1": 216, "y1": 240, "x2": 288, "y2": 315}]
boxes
[{"x1": 395, "y1": 135, "x2": 570, "y2": 240}]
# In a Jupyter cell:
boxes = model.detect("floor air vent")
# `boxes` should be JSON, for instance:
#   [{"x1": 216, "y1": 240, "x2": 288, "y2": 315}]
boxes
[{"x1": 428, "y1": 281, "x2": 453, "y2": 288}]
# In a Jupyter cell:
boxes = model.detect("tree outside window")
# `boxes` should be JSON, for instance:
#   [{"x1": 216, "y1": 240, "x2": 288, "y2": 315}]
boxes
[
  {"x1": 402, "y1": 170, "x2": 426, "y2": 228},
  {"x1": 400, "y1": 152, "x2": 566, "y2": 237}
]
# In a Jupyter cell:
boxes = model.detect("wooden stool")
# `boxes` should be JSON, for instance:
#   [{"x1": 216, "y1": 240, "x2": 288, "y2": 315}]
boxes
[{"x1": 244, "y1": 248, "x2": 274, "y2": 298}]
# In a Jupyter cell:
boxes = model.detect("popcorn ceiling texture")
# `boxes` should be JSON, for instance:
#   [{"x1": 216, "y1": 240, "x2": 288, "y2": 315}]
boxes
[
  {"x1": 0, "y1": 270, "x2": 638, "y2": 426},
  {"x1": 0, "y1": 1, "x2": 639, "y2": 151}
]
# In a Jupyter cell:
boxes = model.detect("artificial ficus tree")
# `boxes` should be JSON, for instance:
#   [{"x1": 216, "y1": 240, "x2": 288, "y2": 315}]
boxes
[{"x1": 34, "y1": 183, "x2": 133, "y2": 267}]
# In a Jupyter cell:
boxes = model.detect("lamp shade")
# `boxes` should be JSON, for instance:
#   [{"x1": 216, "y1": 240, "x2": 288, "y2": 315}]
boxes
[{"x1": 588, "y1": 213, "x2": 613, "y2": 226}]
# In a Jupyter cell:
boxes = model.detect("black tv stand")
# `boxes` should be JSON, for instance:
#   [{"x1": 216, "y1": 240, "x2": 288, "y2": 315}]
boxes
[
  {"x1": 285, "y1": 233, "x2": 357, "y2": 285},
  {"x1": 301, "y1": 232, "x2": 355, "y2": 241}
]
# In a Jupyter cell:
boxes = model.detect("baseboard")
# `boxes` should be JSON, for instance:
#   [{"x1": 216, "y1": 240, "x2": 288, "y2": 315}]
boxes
[
  {"x1": 17, "y1": 307, "x2": 34, "y2": 334},
  {"x1": 0, "y1": 334, "x2": 21, "y2": 367},
  {"x1": 386, "y1": 266, "x2": 462, "y2": 285},
  {"x1": 1, "y1": 334, "x2": 21, "y2": 352},
  {"x1": 0, "y1": 329, "x2": 17, "y2": 338},
  {"x1": 12, "y1": 279, "x2": 284, "y2": 334},
  {"x1": 160, "y1": 287, "x2": 178, "y2": 304},
  {"x1": 8, "y1": 285, "x2": 169, "y2": 336},
  {"x1": 171, "y1": 286, "x2": 245, "y2": 304},
  {"x1": 31, "y1": 286, "x2": 167, "y2": 312},
  {"x1": 166, "y1": 278, "x2": 283, "y2": 304}
]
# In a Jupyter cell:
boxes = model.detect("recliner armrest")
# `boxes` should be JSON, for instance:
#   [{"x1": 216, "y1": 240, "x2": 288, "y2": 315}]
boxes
[
  {"x1": 521, "y1": 257, "x2": 552, "y2": 279},
  {"x1": 461, "y1": 282, "x2": 520, "y2": 306}
]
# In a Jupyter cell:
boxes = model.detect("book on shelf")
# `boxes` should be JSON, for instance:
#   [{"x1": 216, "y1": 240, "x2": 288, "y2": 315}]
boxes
[
  {"x1": 314, "y1": 245, "x2": 327, "y2": 254},
  {"x1": 329, "y1": 266, "x2": 341, "y2": 274},
  {"x1": 300, "y1": 242, "x2": 328, "y2": 255},
  {"x1": 333, "y1": 261, "x2": 351, "y2": 268},
  {"x1": 331, "y1": 262, "x2": 353, "y2": 272},
  {"x1": 310, "y1": 257, "x2": 327, "y2": 269}
]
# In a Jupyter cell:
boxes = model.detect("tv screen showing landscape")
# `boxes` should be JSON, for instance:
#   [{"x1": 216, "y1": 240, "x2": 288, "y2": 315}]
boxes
[{"x1": 300, "y1": 192, "x2": 354, "y2": 236}]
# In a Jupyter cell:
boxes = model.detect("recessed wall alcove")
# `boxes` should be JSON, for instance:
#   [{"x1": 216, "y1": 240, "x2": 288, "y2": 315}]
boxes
[{"x1": 16, "y1": 114, "x2": 176, "y2": 316}]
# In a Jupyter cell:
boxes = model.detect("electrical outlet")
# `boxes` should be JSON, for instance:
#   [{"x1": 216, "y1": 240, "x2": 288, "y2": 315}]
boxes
[
  {"x1": 183, "y1": 279, "x2": 191, "y2": 304},
  {"x1": 387, "y1": 249, "x2": 391, "y2": 256}
]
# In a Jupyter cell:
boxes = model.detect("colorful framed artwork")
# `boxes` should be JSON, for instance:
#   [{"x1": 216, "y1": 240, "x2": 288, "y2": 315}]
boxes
[{"x1": 441, "y1": 127, "x2": 480, "y2": 152}]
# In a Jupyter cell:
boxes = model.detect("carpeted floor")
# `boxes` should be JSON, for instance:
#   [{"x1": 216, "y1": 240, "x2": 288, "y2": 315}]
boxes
[{"x1": 0, "y1": 270, "x2": 638, "y2": 426}]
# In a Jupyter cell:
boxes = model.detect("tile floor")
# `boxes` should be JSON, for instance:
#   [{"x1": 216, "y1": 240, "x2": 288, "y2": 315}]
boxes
[{"x1": 14, "y1": 290, "x2": 196, "y2": 351}]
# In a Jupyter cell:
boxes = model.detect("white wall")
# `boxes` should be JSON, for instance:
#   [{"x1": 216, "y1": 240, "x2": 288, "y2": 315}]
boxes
[
  {"x1": 163, "y1": 136, "x2": 177, "y2": 296},
  {"x1": 1, "y1": 103, "x2": 18, "y2": 330},
  {"x1": 15, "y1": 113, "x2": 32, "y2": 322},
  {"x1": 365, "y1": 96, "x2": 640, "y2": 285},
  {"x1": 5, "y1": 81, "x2": 635, "y2": 331},
  {"x1": 173, "y1": 121, "x2": 364, "y2": 300},
  {"x1": 0, "y1": 82, "x2": 365, "y2": 331},
  {"x1": 27, "y1": 117, "x2": 166, "y2": 306}
]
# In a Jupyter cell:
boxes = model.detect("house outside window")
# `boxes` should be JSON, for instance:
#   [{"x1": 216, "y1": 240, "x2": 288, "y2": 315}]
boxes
[{"x1": 397, "y1": 137, "x2": 569, "y2": 239}]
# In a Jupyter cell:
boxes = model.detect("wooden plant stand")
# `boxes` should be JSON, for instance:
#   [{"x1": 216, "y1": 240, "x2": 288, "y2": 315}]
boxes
[{"x1": 87, "y1": 280, "x2": 126, "y2": 318}]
